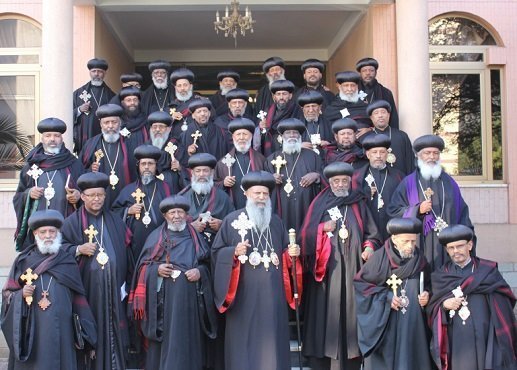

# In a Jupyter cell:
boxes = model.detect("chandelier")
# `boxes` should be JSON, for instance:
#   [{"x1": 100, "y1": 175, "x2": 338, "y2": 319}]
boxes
[{"x1": 214, "y1": 0, "x2": 255, "y2": 47}]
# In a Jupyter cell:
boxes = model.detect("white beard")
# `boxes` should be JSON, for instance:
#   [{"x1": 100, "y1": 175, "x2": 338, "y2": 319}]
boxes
[
  {"x1": 331, "y1": 189, "x2": 349, "y2": 198},
  {"x1": 43, "y1": 143, "x2": 62, "y2": 155},
  {"x1": 235, "y1": 140, "x2": 252, "y2": 154},
  {"x1": 282, "y1": 138, "x2": 302, "y2": 155},
  {"x1": 150, "y1": 130, "x2": 170, "y2": 149},
  {"x1": 35, "y1": 232, "x2": 62, "y2": 255},
  {"x1": 267, "y1": 73, "x2": 286, "y2": 86},
  {"x1": 153, "y1": 77, "x2": 168, "y2": 90},
  {"x1": 418, "y1": 158, "x2": 442, "y2": 180},
  {"x1": 176, "y1": 88, "x2": 193, "y2": 102},
  {"x1": 90, "y1": 79, "x2": 103, "y2": 87},
  {"x1": 102, "y1": 131, "x2": 120, "y2": 143},
  {"x1": 191, "y1": 175, "x2": 214, "y2": 195},
  {"x1": 246, "y1": 198, "x2": 272, "y2": 233},
  {"x1": 220, "y1": 86, "x2": 233, "y2": 96},
  {"x1": 339, "y1": 91, "x2": 359, "y2": 103},
  {"x1": 168, "y1": 220, "x2": 187, "y2": 232}
]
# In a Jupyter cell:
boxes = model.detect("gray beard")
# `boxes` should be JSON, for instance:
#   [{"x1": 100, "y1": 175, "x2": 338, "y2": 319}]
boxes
[
  {"x1": 176, "y1": 89, "x2": 193, "y2": 102},
  {"x1": 220, "y1": 86, "x2": 233, "y2": 95},
  {"x1": 35, "y1": 232, "x2": 62, "y2": 255},
  {"x1": 332, "y1": 189, "x2": 349, "y2": 198},
  {"x1": 90, "y1": 79, "x2": 103, "y2": 87},
  {"x1": 396, "y1": 248, "x2": 415, "y2": 259},
  {"x1": 267, "y1": 73, "x2": 286, "y2": 86},
  {"x1": 235, "y1": 140, "x2": 252, "y2": 154},
  {"x1": 370, "y1": 162, "x2": 387, "y2": 170},
  {"x1": 418, "y1": 158, "x2": 442, "y2": 180},
  {"x1": 339, "y1": 91, "x2": 359, "y2": 103},
  {"x1": 141, "y1": 174, "x2": 154, "y2": 185},
  {"x1": 282, "y1": 139, "x2": 302, "y2": 155},
  {"x1": 246, "y1": 198, "x2": 272, "y2": 233},
  {"x1": 153, "y1": 78, "x2": 168, "y2": 90},
  {"x1": 150, "y1": 130, "x2": 169, "y2": 149},
  {"x1": 191, "y1": 176, "x2": 214, "y2": 195},
  {"x1": 167, "y1": 220, "x2": 187, "y2": 232},
  {"x1": 43, "y1": 143, "x2": 62, "y2": 155},
  {"x1": 102, "y1": 132, "x2": 120, "y2": 143}
]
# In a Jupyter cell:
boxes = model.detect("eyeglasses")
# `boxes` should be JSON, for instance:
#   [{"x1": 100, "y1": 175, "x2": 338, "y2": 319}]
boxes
[{"x1": 83, "y1": 192, "x2": 106, "y2": 200}]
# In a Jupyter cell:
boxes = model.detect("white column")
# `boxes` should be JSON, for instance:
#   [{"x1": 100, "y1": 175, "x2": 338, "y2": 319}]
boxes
[
  {"x1": 41, "y1": 0, "x2": 74, "y2": 149},
  {"x1": 396, "y1": 0, "x2": 431, "y2": 140}
]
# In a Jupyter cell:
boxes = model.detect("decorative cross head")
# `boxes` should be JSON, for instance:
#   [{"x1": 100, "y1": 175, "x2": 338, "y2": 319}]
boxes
[
  {"x1": 165, "y1": 142, "x2": 178, "y2": 160},
  {"x1": 131, "y1": 188, "x2": 146, "y2": 204},
  {"x1": 84, "y1": 224, "x2": 98, "y2": 244},
  {"x1": 222, "y1": 153, "x2": 236, "y2": 169},
  {"x1": 271, "y1": 155, "x2": 286, "y2": 175},
  {"x1": 27, "y1": 164, "x2": 43, "y2": 182},
  {"x1": 257, "y1": 110, "x2": 267, "y2": 121},
  {"x1": 231, "y1": 212, "x2": 254, "y2": 242},
  {"x1": 327, "y1": 206, "x2": 343, "y2": 221},
  {"x1": 94, "y1": 149, "x2": 104, "y2": 164},
  {"x1": 424, "y1": 187, "x2": 434, "y2": 199},
  {"x1": 191, "y1": 130, "x2": 202, "y2": 145},
  {"x1": 386, "y1": 273, "x2": 403, "y2": 296},
  {"x1": 365, "y1": 173, "x2": 375, "y2": 188},
  {"x1": 20, "y1": 268, "x2": 38, "y2": 286},
  {"x1": 169, "y1": 107, "x2": 176, "y2": 116},
  {"x1": 452, "y1": 286, "x2": 464, "y2": 299},
  {"x1": 79, "y1": 90, "x2": 91, "y2": 103}
]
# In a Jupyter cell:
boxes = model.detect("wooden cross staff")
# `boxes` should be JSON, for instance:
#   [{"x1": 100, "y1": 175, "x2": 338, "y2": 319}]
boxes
[
  {"x1": 271, "y1": 155, "x2": 286, "y2": 175},
  {"x1": 20, "y1": 268, "x2": 38, "y2": 306},
  {"x1": 386, "y1": 274, "x2": 402, "y2": 297},
  {"x1": 191, "y1": 130, "x2": 202, "y2": 146},
  {"x1": 131, "y1": 188, "x2": 146, "y2": 220},
  {"x1": 27, "y1": 164, "x2": 43, "y2": 186},
  {"x1": 94, "y1": 149, "x2": 104, "y2": 164},
  {"x1": 84, "y1": 224, "x2": 98, "y2": 244}
]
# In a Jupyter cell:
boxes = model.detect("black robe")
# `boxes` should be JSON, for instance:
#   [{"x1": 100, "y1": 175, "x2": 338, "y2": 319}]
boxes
[
  {"x1": 325, "y1": 96, "x2": 372, "y2": 132},
  {"x1": 181, "y1": 120, "x2": 229, "y2": 161},
  {"x1": 61, "y1": 206, "x2": 132, "y2": 370},
  {"x1": 300, "y1": 115, "x2": 334, "y2": 146},
  {"x1": 211, "y1": 209, "x2": 302, "y2": 370},
  {"x1": 323, "y1": 143, "x2": 368, "y2": 169},
  {"x1": 362, "y1": 127, "x2": 415, "y2": 175},
  {"x1": 209, "y1": 91, "x2": 255, "y2": 118},
  {"x1": 213, "y1": 112, "x2": 257, "y2": 149},
  {"x1": 129, "y1": 223, "x2": 216, "y2": 370},
  {"x1": 293, "y1": 85, "x2": 335, "y2": 111},
  {"x1": 169, "y1": 94, "x2": 210, "y2": 140},
  {"x1": 1, "y1": 245, "x2": 97, "y2": 370},
  {"x1": 359, "y1": 79, "x2": 399, "y2": 129},
  {"x1": 300, "y1": 188, "x2": 381, "y2": 367},
  {"x1": 73, "y1": 82, "x2": 115, "y2": 153},
  {"x1": 387, "y1": 170, "x2": 475, "y2": 271},
  {"x1": 214, "y1": 148, "x2": 265, "y2": 209},
  {"x1": 179, "y1": 185, "x2": 235, "y2": 245},
  {"x1": 140, "y1": 85, "x2": 173, "y2": 117},
  {"x1": 264, "y1": 148, "x2": 322, "y2": 231},
  {"x1": 80, "y1": 135, "x2": 137, "y2": 208},
  {"x1": 13, "y1": 144, "x2": 84, "y2": 250},
  {"x1": 354, "y1": 242, "x2": 432, "y2": 370},
  {"x1": 253, "y1": 83, "x2": 274, "y2": 116},
  {"x1": 120, "y1": 110, "x2": 150, "y2": 151},
  {"x1": 352, "y1": 164, "x2": 405, "y2": 242},
  {"x1": 427, "y1": 258, "x2": 517, "y2": 370}
]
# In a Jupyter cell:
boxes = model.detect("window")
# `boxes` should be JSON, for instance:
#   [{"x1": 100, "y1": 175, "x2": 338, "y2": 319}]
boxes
[
  {"x1": 429, "y1": 16, "x2": 502, "y2": 181},
  {"x1": 0, "y1": 16, "x2": 41, "y2": 186}
]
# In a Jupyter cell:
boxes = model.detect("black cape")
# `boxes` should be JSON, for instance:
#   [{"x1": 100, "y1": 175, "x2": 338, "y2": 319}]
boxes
[
  {"x1": 140, "y1": 85, "x2": 173, "y2": 117},
  {"x1": 325, "y1": 96, "x2": 372, "y2": 132},
  {"x1": 359, "y1": 79, "x2": 399, "y2": 129},
  {"x1": 323, "y1": 143, "x2": 368, "y2": 169},
  {"x1": 181, "y1": 120, "x2": 229, "y2": 160}
]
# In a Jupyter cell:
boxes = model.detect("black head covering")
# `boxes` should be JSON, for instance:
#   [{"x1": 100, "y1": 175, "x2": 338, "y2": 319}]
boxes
[
  {"x1": 228, "y1": 117, "x2": 256, "y2": 134},
  {"x1": 413, "y1": 134, "x2": 445, "y2": 153},
  {"x1": 332, "y1": 118, "x2": 358, "y2": 133},
  {"x1": 323, "y1": 162, "x2": 354, "y2": 179},
  {"x1": 77, "y1": 172, "x2": 109, "y2": 192},
  {"x1": 335, "y1": 71, "x2": 361, "y2": 85},
  {"x1": 159, "y1": 195, "x2": 190, "y2": 213},
  {"x1": 225, "y1": 88, "x2": 249, "y2": 102},
  {"x1": 119, "y1": 86, "x2": 141, "y2": 100},
  {"x1": 120, "y1": 73, "x2": 143, "y2": 84},
  {"x1": 148, "y1": 60, "x2": 171, "y2": 73},
  {"x1": 356, "y1": 57, "x2": 379, "y2": 72},
  {"x1": 277, "y1": 118, "x2": 305, "y2": 135},
  {"x1": 301, "y1": 58, "x2": 325, "y2": 73},
  {"x1": 147, "y1": 111, "x2": 172, "y2": 127},
  {"x1": 96, "y1": 104, "x2": 123, "y2": 119},
  {"x1": 28, "y1": 209, "x2": 64, "y2": 231},
  {"x1": 217, "y1": 70, "x2": 240, "y2": 82},
  {"x1": 270, "y1": 80, "x2": 295, "y2": 94},
  {"x1": 170, "y1": 68, "x2": 195, "y2": 85},
  {"x1": 188, "y1": 98, "x2": 213, "y2": 113},
  {"x1": 134, "y1": 144, "x2": 162, "y2": 161},
  {"x1": 262, "y1": 56, "x2": 285, "y2": 73},
  {"x1": 362, "y1": 134, "x2": 391, "y2": 150},
  {"x1": 37, "y1": 118, "x2": 67, "y2": 134},
  {"x1": 438, "y1": 224, "x2": 474, "y2": 245},
  {"x1": 366, "y1": 99, "x2": 392, "y2": 116},
  {"x1": 87, "y1": 58, "x2": 108, "y2": 71},
  {"x1": 188, "y1": 153, "x2": 217, "y2": 169},
  {"x1": 297, "y1": 90, "x2": 324, "y2": 107},
  {"x1": 387, "y1": 217, "x2": 422, "y2": 235},
  {"x1": 241, "y1": 171, "x2": 276, "y2": 192}
]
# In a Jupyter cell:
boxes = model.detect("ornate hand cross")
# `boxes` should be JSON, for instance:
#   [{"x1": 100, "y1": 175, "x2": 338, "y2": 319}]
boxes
[
  {"x1": 84, "y1": 224, "x2": 98, "y2": 244},
  {"x1": 27, "y1": 164, "x2": 43, "y2": 186},
  {"x1": 191, "y1": 130, "x2": 202, "y2": 146},
  {"x1": 271, "y1": 155, "x2": 286, "y2": 175},
  {"x1": 131, "y1": 188, "x2": 146, "y2": 220},
  {"x1": 20, "y1": 268, "x2": 38, "y2": 306},
  {"x1": 386, "y1": 274, "x2": 403, "y2": 297},
  {"x1": 222, "y1": 153, "x2": 236, "y2": 176}
]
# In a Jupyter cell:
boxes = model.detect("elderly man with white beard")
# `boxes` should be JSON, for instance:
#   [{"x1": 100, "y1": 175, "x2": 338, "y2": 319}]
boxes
[
  {"x1": 209, "y1": 70, "x2": 240, "y2": 116},
  {"x1": 387, "y1": 134, "x2": 475, "y2": 271},
  {"x1": 180, "y1": 153, "x2": 234, "y2": 245},
  {"x1": 212, "y1": 171, "x2": 302, "y2": 370},
  {"x1": 264, "y1": 118, "x2": 322, "y2": 232},
  {"x1": 140, "y1": 60, "x2": 173, "y2": 117},
  {"x1": 13, "y1": 118, "x2": 83, "y2": 251},
  {"x1": 214, "y1": 118, "x2": 266, "y2": 209},
  {"x1": 254, "y1": 56, "x2": 289, "y2": 115},
  {"x1": 2, "y1": 210, "x2": 97, "y2": 370}
]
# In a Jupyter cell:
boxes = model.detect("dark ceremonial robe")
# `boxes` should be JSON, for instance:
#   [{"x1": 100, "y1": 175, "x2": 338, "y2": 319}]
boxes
[
  {"x1": 140, "y1": 85, "x2": 173, "y2": 117},
  {"x1": 254, "y1": 100, "x2": 303, "y2": 157},
  {"x1": 111, "y1": 177, "x2": 173, "y2": 262},
  {"x1": 323, "y1": 143, "x2": 368, "y2": 169},
  {"x1": 120, "y1": 110, "x2": 149, "y2": 150},
  {"x1": 129, "y1": 223, "x2": 217, "y2": 370},
  {"x1": 362, "y1": 127, "x2": 415, "y2": 175},
  {"x1": 265, "y1": 148, "x2": 322, "y2": 231},
  {"x1": 427, "y1": 257, "x2": 517, "y2": 370},
  {"x1": 214, "y1": 148, "x2": 265, "y2": 209},
  {"x1": 209, "y1": 91, "x2": 255, "y2": 118},
  {"x1": 354, "y1": 242, "x2": 432, "y2": 370},
  {"x1": 1, "y1": 245, "x2": 97, "y2": 370},
  {"x1": 325, "y1": 96, "x2": 372, "y2": 132},
  {"x1": 293, "y1": 85, "x2": 335, "y2": 110},
  {"x1": 80, "y1": 135, "x2": 136, "y2": 208},
  {"x1": 145, "y1": 134, "x2": 189, "y2": 171},
  {"x1": 182, "y1": 120, "x2": 229, "y2": 160},
  {"x1": 300, "y1": 115, "x2": 334, "y2": 146},
  {"x1": 353, "y1": 164, "x2": 405, "y2": 242},
  {"x1": 300, "y1": 188, "x2": 381, "y2": 367},
  {"x1": 212, "y1": 209, "x2": 303, "y2": 370},
  {"x1": 13, "y1": 144, "x2": 84, "y2": 251},
  {"x1": 254, "y1": 83, "x2": 274, "y2": 116},
  {"x1": 169, "y1": 93, "x2": 210, "y2": 140},
  {"x1": 61, "y1": 206, "x2": 132, "y2": 370},
  {"x1": 179, "y1": 185, "x2": 235, "y2": 245},
  {"x1": 359, "y1": 79, "x2": 399, "y2": 129},
  {"x1": 387, "y1": 170, "x2": 475, "y2": 271},
  {"x1": 73, "y1": 82, "x2": 115, "y2": 153},
  {"x1": 213, "y1": 112, "x2": 257, "y2": 149}
]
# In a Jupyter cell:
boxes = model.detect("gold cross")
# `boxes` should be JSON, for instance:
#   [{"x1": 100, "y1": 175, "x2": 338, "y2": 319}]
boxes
[
  {"x1": 131, "y1": 188, "x2": 146, "y2": 220},
  {"x1": 94, "y1": 149, "x2": 104, "y2": 164},
  {"x1": 169, "y1": 107, "x2": 176, "y2": 116},
  {"x1": 165, "y1": 142, "x2": 177, "y2": 160},
  {"x1": 271, "y1": 155, "x2": 287, "y2": 175},
  {"x1": 84, "y1": 224, "x2": 98, "y2": 244},
  {"x1": 20, "y1": 268, "x2": 38, "y2": 306},
  {"x1": 386, "y1": 273, "x2": 403, "y2": 296},
  {"x1": 191, "y1": 130, "x2": 202, "y2": 146},
  {"x1": 424, "y1": 187, "x2": 434, "y2": 199}
]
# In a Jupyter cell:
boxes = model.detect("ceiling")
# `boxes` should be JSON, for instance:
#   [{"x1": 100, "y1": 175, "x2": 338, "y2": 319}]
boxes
[{"x1": 88, "y1": 0, "x2": 374, "y2": 63}]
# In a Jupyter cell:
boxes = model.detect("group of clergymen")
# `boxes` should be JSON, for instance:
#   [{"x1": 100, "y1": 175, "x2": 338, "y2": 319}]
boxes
[{"x1": 1, "y1": 55, "x2": 516, "y2": 370}]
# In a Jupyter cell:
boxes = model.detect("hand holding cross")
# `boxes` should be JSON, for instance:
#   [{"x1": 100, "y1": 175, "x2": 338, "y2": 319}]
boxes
[{"x1": 20, "y1": 268, "x2": 38, "y2": 306}]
